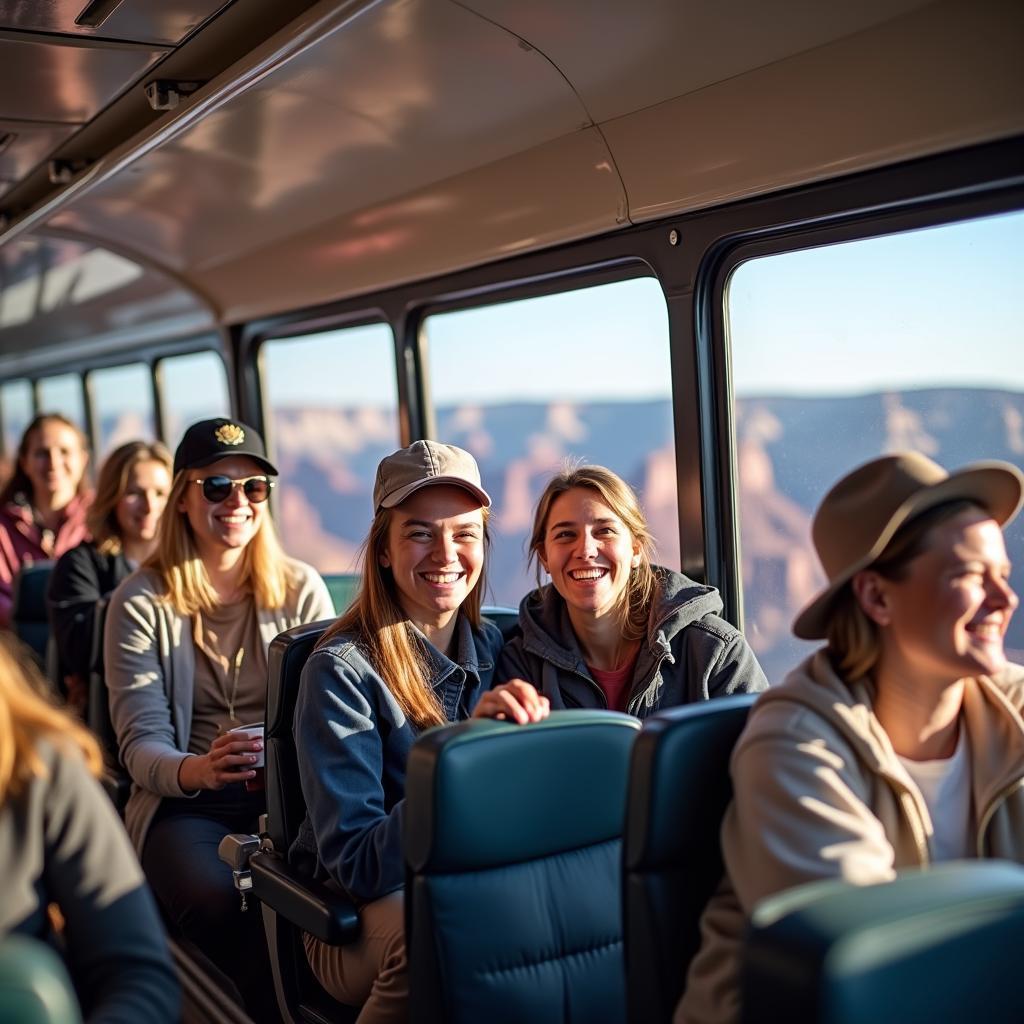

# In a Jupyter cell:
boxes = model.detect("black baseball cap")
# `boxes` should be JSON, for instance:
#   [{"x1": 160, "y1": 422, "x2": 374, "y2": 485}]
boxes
[{"x1": 173, "y1": 418, "x2": 278, "y2": 476}]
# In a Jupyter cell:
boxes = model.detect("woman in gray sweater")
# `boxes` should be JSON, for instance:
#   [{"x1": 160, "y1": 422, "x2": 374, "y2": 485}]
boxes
[
  {"x1": 104, "y1": 417, "x2": 333, "y2": 1022},
  {"x1": 0, "y1": 634, "x2": 179, "y2": 1023}
]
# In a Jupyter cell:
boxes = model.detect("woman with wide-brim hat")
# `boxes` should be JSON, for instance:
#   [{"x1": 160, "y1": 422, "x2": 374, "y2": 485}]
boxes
[{"x1": 678, "y1": 452, "x2": 1024, "y2": 1024}]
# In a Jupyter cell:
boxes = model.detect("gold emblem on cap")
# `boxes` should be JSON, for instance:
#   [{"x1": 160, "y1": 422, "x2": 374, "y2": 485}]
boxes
[{"x1": 215, "y1": 423, "x2": 245, "y2": 446}]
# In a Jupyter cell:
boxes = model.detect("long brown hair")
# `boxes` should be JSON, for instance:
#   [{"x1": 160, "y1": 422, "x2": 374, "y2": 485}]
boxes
[
  {"x1": 318, "y1": 501, "x2": 490, "y2": 729},
  {"x1": 87, "y1": 440, "x2": 173, "y2": 555},
  {"x1": 0, "y1": 635, "x2": 102, "y2": 804},
  {"x1": 826, "y1": 499, "x2": 980, "y2": 682},
  {"x1": 0, "y1": 413, "x2": 91, "y2": 506},
  {"x1": 147, "y1": 467, "x2": 294, "y2": 615},
  {"x1": 529, "y1": 464, "x2": 657, "y2": 643}
]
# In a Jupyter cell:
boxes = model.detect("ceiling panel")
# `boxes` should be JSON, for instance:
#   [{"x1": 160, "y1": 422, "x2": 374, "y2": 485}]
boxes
[
  {"x1": 0, "y1": 0, "x2": 230, "y2": 47},
  {"x1": 461, "y1": 0, "x2": 933, "y2": 125},
  {"x1": 43, "y1": 0, "x2": 597, "y2": 272},
  {"x1": 0, "y1": 33, "x2": 166, "y2": 123},
  {"x1": 0, "y1": 119, "x2": 78, "y2": 184}
]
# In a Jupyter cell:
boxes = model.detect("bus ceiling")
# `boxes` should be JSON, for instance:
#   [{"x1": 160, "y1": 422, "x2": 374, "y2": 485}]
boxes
[{"x1": 0, "y1": 0, "x2": 1022, "y2": 350}]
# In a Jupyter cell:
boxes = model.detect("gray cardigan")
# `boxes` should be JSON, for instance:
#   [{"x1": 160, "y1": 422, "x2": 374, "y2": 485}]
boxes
[{"x1": 104, "y1": 561, "x2": 334, "y2": 853}]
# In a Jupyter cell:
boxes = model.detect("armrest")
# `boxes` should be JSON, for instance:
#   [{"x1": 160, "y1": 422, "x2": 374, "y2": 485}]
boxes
[{"x1": 250, "y1": 852, "x2": 360, "y2": 946}]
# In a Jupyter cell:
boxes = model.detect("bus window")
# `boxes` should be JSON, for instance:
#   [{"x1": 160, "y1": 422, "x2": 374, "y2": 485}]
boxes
[
  {"x1": 158, "y1": 350, "x2": 231, "y2": 449},
  {"x1": 1, "y1": 378, "x2": 33, "y2": 458},
  {"x1": 422, "y1": 277, "x2": 676, "y2": 607},
  {"x1": 727, "y1": 209, "x2": 1024, "y2": 683},
  {"x1": 37, "y1": 374, "x2": 86, "y2": 431},
  {"x1": 260, "y1": 323, "x2": 399, "y2": 574},
  {"x1": 88, "y1": 363, "x2": 156, "y2": 459}
]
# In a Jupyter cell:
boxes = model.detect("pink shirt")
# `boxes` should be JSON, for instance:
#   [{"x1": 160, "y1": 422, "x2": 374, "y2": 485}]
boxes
[
  {"x1": 0, "y1": 493, "x2": 91, "y2": 627},
  {"x1": 586, "y1": 651, "x2": 639, "y2": 713}
]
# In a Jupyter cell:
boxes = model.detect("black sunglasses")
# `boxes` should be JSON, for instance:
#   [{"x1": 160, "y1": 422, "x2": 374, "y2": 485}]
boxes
[{"x1": 190, "y1": 474, "x2": 275, "y2": 504}]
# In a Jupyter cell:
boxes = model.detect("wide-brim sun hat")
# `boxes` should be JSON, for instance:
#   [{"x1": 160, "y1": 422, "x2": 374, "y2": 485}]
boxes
[
  {"x1": 793, "y1": 452, "x2": 1024, "y2": 640},
  {"x1": 373, "y1": 439, "x2": 491, "y2": 512}
]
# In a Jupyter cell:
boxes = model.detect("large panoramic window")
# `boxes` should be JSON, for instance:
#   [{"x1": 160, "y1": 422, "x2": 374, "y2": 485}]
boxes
[
  {"x1": 260, "y1": 323, "x2": 399, "y2": 577},
  {"x1": 158, "y1": 350, "x2": 231, "y2": 448},
  {"x1": 727, "y1": 209, "x2": 1024, "y2": 683},
  {"x1": 88, "y1": 363, "x2": 156, "y2": 459},
  {"x1": 423, "y1": 276, "x2": 675, "y2": 608},
  {"x1": 37, "y1": 374, "x2": 86, "y2": 432}
]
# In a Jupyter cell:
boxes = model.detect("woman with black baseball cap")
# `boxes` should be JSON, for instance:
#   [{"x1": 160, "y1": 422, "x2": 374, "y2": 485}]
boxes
[{"x1": 104, "y1": 417, "x2": 334, "y2": 1022}]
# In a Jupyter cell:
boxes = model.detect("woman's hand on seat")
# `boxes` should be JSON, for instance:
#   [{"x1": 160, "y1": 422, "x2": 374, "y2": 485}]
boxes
[
  {"x1": 178, "y1": 732, "x2": 262, "y2": 791},
  {"x1": 473, "y1": 680, "x2": 550, "y2": 725}
]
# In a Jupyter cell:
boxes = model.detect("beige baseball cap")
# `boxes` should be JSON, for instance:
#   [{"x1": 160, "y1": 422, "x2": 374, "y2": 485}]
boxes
[
  {"x1": 373, "y1": 440, "x2": 491, "y2": 511},
  {"x1": 793, "y1": 452, "x2": 1023, "y2": 640}
]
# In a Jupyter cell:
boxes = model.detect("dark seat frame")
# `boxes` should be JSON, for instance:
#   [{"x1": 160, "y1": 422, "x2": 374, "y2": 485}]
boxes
[
  {"x1": 245, "y1": 619, "x2": 360, "y2": 1024},
  {"x1": 623, "y1": 693, "x2": 757, "y2": 1024}
]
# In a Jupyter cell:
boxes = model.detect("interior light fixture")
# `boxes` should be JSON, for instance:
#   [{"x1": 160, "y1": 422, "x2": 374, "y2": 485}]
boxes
[{"x1": 75, "y1": 0, "x2": 129, "y2": 29}]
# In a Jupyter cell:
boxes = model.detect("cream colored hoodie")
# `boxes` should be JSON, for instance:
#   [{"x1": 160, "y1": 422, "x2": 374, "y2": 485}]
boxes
[{"x1": 677, "y1": 651, "x2": 1024, "y2": 1024}]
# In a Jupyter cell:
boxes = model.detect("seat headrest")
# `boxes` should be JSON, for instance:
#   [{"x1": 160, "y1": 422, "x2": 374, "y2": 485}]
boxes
[{"x1": 405, "y1": 710, "x2": 640, "y2": 872}]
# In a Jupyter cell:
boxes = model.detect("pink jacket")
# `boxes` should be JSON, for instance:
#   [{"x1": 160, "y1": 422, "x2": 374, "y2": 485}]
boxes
[{"x1": 0, "y1": 493, "x2": 91, "y2": 627}]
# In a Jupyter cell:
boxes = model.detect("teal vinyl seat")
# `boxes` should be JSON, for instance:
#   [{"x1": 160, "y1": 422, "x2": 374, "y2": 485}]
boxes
[
  {"x1": 404, "y1": 710, "x2": 641, "y2": 1024},
  {"x1": 743, "y1": 861, "x2": 1024, "y2": 1023},
  {"x1": 0, "y1": 936, "x2": 82, "y2": 1024},
  {"x1": 481, "y1": 604, "x2": 519, "y2": 642},
  {"x1": 623, "y1": 694, "x2": 757, "y2": 1024},
  {"x1": 12, "y1": 561, "x2": 56, "y2": 669}
]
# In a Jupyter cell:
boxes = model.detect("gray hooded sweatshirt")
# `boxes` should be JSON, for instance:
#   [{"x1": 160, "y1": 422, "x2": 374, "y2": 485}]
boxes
[{"x1": 495, "y1": 567, "x2": 768, "y2": 718}]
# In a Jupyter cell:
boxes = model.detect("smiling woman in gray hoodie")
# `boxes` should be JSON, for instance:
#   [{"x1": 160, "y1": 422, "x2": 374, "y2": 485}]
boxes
[{"x1": 480, "y1": 465, "x2": 767, "y2": 722}]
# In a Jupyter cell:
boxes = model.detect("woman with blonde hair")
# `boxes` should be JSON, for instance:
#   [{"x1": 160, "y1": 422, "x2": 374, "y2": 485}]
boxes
[
  {"x1": 47, "y1": 440, "x2": 172, "y2": 709},
  {"x1": 0, "y1": 634, "x2": 179, "y2": 1021},
  {"x1": 479, "y1": 464, "x2": 766, "y2": 721},
  {"x1": 0, "y1": 413, "x2": 91, "y2": 627},
  {"x1": 105, "y1": 417, "x2": 333, "y2": 1022},
  {"x1": 291, "y1": 440, "x2": 518, "y2": 1022},
  {"x1": 679, "y1": 453, "x2": 1024, "y2": 1024}
]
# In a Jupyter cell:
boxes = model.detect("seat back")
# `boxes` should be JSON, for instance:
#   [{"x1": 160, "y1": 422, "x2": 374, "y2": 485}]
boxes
[
  {"x1": 11, "y1": 561, "x2": 56, "y2": 665},
  {"x1": 0, "y1": 935, "x2": 82, "y2": 1024},
  {"x1": 321, "y1": 573, "x2": 359, "y2": 617},
  {"x1": 623, "y1": 694, "x2": 757, "y2": 1024},
  {"x1": 404, "y1": 710, "x2": 641, "y2": 1024},
  {"x1": 743, "y1": 862, "x2": 1024, "y2": 1023},
  {"x1": 265, "y1": 618, "x2": 334, "y2": 853},
  {"x1": 481, "y1": 604, "x2": 519, "y2": 642},
  {"x1": 260, "y1": 619, "x2": 358, "y2": 1024},
  {"x1": 86, "y1": 599, "x2": 130, "y2": 813}
]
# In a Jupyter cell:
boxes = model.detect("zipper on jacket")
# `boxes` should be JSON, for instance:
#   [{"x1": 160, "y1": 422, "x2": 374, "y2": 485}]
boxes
[
  {"x1": 626, "y1": 653, "x2": 670, "y2": 717},
  {"x1": 976, "y1": 775, "x2": 1024, "y2": 858},
  {"x1": 886, "y1": 778, "x2": 931, "y2": 866}
]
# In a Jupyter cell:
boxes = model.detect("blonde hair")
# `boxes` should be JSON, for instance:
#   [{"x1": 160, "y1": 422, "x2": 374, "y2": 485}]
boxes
[
  {"x1": 88, "y1": 441, "x2": 173, "y2": 555},
  {"x1": 147, "y1": 468, "x2": 293, "y2": 615},
  {"x1": 0, "y1": 413, "x2": 91, "y2": 506},
  {"x1": 826, "y1": 499, "x2": 980, "y2": 682},
  {"x1": 529, "y1": 464, "x2": 657, "y2": 643},
  {"x1": 0, "y1": 635, "x2": 103, "y2": 804},
  {"x1": 319, "y1": 500, "x2": 490, "y2": 729}
]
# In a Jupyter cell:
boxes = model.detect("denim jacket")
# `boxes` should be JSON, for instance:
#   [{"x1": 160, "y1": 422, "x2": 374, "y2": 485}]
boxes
[
  {"x1": 290, "y1": 613, "x2": 503, "y2": 903},
  {"x1": 496, "y1": 567, "x2": 768, "y2": 718}
]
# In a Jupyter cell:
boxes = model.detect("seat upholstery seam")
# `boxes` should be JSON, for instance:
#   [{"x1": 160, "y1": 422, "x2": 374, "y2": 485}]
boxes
[{"x1": 474, "y1": 936, "x2": 622, "y2": 978}]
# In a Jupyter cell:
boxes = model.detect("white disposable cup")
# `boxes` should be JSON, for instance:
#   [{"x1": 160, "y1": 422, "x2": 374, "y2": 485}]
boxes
[{"x1": 228, "y1": 721, "x2": 265, "y2": 767}]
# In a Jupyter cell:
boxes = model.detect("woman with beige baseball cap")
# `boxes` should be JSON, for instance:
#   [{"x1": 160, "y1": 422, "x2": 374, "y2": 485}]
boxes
[
  {"x1": 679, "y1": 452, "x2": 1024, "y2": 1024},
  {"x1": 291, "y1": 440, "x2": 528, "y2": 1022}
]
